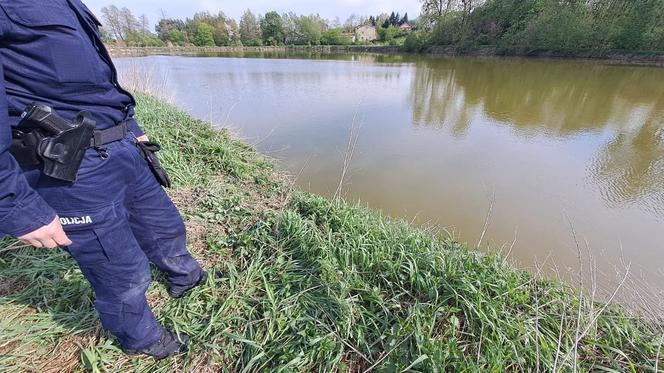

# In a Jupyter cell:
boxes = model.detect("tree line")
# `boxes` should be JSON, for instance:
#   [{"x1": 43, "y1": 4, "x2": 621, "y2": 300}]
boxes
[
  {"x1": 406, "y1": 0, "x2": 664, "y2": 52},
  {"x1": 100, "y1": 5, "x2": 163, "y2": 46},
  {"x1": 99, "y1": 6, "x2": 415, "y2": 47}
]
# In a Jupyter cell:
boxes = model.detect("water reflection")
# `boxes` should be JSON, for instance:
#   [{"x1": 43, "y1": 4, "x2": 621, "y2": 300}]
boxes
[
  {"x1": 408, "y1": 57, "x2": 664, "y2": 217},
  {"x1": 198, "y1": 51, "x2": 414, "y2": 65},
  {"x1": 592, "y1": 121, "x2": 664, "y2": 217},
  {"x1": 116, "y1": 54, "x2": 664, "y2": 291}
]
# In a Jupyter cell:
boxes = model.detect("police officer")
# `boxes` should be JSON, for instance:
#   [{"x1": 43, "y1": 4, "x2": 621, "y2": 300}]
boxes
[{"x1": 0, "y1": 0, "x2": 206, "y2": 359}]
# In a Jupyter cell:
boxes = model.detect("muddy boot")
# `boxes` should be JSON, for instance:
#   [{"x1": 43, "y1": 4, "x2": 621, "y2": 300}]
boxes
[{"x1": 125, "y1": 330, "x2": 189, "y2": 359}]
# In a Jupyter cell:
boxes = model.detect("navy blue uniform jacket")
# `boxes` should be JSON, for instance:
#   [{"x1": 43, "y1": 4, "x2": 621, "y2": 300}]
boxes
[{"x1": 0, "y1": 0, "x2": 144, "y2": 237}]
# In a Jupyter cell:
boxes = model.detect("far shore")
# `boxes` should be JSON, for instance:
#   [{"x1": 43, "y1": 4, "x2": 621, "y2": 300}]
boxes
[{"x1": 107, "y1": 45, "x2": 664, "y2": 67}]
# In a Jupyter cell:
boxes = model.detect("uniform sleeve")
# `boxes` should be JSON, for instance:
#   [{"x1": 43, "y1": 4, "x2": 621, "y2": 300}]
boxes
[
  {"x1": 126, "y1": 117, "x2": 145, "y2": 137},
  {"x1": 0, "y1": 53, "x2": 57, "y2": 237},
  {"x1": 124, "y1": 105, "x2": 145, "y2": 137}
]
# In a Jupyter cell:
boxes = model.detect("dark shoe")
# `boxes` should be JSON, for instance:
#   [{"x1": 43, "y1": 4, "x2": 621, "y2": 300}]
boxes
[
  {"x1": 125, "y1": 330, "x2": 189, "y2": 359},
  {"x1": 168, "y1": 270, "x2": 222, "y2": 299},
  {"x1": 168, "y1": 271, "x2": 206, "y2": 299}
]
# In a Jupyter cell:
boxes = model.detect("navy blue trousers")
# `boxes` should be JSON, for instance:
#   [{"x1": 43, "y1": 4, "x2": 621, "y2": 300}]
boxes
[{"x1": 23, "y1": 134, "x2": 203, "y2": 350}]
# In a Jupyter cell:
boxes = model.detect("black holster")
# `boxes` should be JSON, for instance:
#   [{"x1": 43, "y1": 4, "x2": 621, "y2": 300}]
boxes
[
  {"x1": 38, "y1": 114, "x2": 95, "y2": 182},
  {"x1": 10, "y1": 104, "x2": 95, "y2": 182},
  {"x1": 10, "y1": 129, "x2": 43, "y2": 167},
  {"x1": 136, "y1": 141, "x2": 172, "y2": 188}
]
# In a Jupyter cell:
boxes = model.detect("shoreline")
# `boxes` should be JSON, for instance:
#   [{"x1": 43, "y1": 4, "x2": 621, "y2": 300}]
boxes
[
  {"x1": 107, "y1": 45, "x2": 664, "y2": 67},
  {"x1": 1, "y1": 93, "x2": 662, "y2": 371}
]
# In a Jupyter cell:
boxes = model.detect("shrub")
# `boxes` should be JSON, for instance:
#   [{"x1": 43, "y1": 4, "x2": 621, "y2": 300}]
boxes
[
  {"x1": 377, "y1": 25, "x2": 402, "y2": 43},
  {"x1": 503, "y1": 3, "x2": 592, "y2": 51},
  {"x1": 421, "y1": 0, "x2": 664, "y2": 53},
  {"x1": 429, "y1": 14, "x2": 466, "y2": 46},
  {"x1": 321, "y1": 29, "x2": 352, "y2": 45},
  {"x1": 403, "y1": 32, "x2": 430, "y2": 52}
]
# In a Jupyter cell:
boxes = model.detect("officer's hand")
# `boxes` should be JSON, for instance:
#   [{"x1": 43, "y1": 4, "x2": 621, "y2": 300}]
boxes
[
  {"x1": 136, "y1": 135, "x2": 149, "y2": 142},
  {"x1": 18, "y1": 217, "x2": 72, "y2": 248}
]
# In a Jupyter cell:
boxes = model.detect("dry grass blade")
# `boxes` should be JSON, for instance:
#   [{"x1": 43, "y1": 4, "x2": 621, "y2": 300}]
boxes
[{"x1": 334, "y1": 104, "x2": 363, "y2": 200}]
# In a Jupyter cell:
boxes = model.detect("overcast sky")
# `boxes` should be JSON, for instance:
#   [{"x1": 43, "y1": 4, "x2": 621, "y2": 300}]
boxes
[{"x1": 84, "y1": 0, "x2": 422, "y2": 29}]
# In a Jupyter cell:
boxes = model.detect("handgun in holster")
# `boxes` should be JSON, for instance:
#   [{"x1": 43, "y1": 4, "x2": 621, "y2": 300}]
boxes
[{"x1": 10, "y1": 104, "x2": 95, "y2": 182}]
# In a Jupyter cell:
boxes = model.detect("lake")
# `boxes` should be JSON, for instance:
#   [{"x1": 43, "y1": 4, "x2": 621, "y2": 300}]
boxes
[{"x1": 116, "y1": 53, "x2": 664, "y2": 294}]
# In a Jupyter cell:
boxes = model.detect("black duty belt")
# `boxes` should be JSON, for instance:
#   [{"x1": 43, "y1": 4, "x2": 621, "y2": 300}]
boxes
[
  {"x1": 89, "y1": 122, "x2": 128, "y2": 148},
  {"x1": 10, "y1": 122, "x2": 128, "y2": 168}
]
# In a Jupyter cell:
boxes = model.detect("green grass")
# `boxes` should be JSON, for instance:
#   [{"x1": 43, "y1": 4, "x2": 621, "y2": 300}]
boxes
[{"x1": 1, "y1": 94, "x2": 662, "y2": 372}]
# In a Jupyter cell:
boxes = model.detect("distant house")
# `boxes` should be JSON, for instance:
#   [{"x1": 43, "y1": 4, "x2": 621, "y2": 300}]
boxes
[
  {"x1": 399, "y1": 23, "x2": 413, "y2": 32},
  {"x1": 355, "y1": 24, "x2": 378, "y2": 43}
]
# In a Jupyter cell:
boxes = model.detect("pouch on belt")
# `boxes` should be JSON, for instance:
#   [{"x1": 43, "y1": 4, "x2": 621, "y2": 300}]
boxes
[{"x1": 136, "y1": 141, "x2": 172, "y2": 188}]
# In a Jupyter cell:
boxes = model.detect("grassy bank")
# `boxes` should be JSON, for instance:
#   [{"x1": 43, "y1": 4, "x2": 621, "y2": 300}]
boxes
[{"x1": 1, "y1": 94, "x2": 663, "y2": 372}]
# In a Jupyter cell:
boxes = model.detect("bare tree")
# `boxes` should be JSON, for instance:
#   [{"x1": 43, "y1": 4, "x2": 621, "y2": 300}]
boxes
[
  {"x1": 420, "y1": 0, "x2": 484, "y2": 17},
  {"x1": 419, "y1": 0, "x2": 485, "y2": 26},
  {"x1": 120, "y1": 7, "x2": 140, "y2": 35},
  {"x1": 344, "y1": 14, "x2": 367, "y2": 31},
  {"x1": 139, "y1": 14, "x2": 150, "y2": 34},
  {"x1": 100, "y1": 5, "x2": 139, "y2": 41},
  {"x1": 100, "y1": 5, "x2": 125, "y2": 41},
  {"x1": 420, "y1": 0, "x2": 452, "y2": 17}
]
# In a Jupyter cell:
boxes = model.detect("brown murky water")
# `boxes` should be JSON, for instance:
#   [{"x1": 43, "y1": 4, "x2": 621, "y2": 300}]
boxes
[{"x1": 116, "y1": 53, "x2": 664, "y2": 291}]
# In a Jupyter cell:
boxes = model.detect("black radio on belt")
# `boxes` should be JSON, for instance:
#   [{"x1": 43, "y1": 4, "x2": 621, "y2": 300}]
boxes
[{"x1": 10, "y1": 103, "x2": 95, "y2": 182}]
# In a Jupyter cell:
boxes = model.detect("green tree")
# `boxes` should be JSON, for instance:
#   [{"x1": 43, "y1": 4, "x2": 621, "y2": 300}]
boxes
[
  {"x1": 282, "y1": 12, "x2": 298, "y2": 44},
  {"x1": 191, "y1": 22, "x2": 216, "y2": 46},
  {"x1": 166, "y1": 29, "x2": 186, "y2": 45},
  {"x1": 299, "y1": 17, "x2": 323, "y2": 45},
  {"x1": 288, "y1": 14, "x2": 327, "y2": 45},
  {"x1": 156, "y1": 18, "x2": 187, "y2": 44},
  {"x1": 239, "y1": 10, "x2": 262, "y2": 46},
  {"x1": 225, "y1": 19, "x2": 242, "y2": 46},
  {"x1": 261, "y1": 11, "x2": 285, "y2": 45},
  {"x1": 186, "y1": 11, "x2": 235, "y2": 46},
  {"x1": 211, "y1": 12, "x2": 233, "y2": 46}
]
